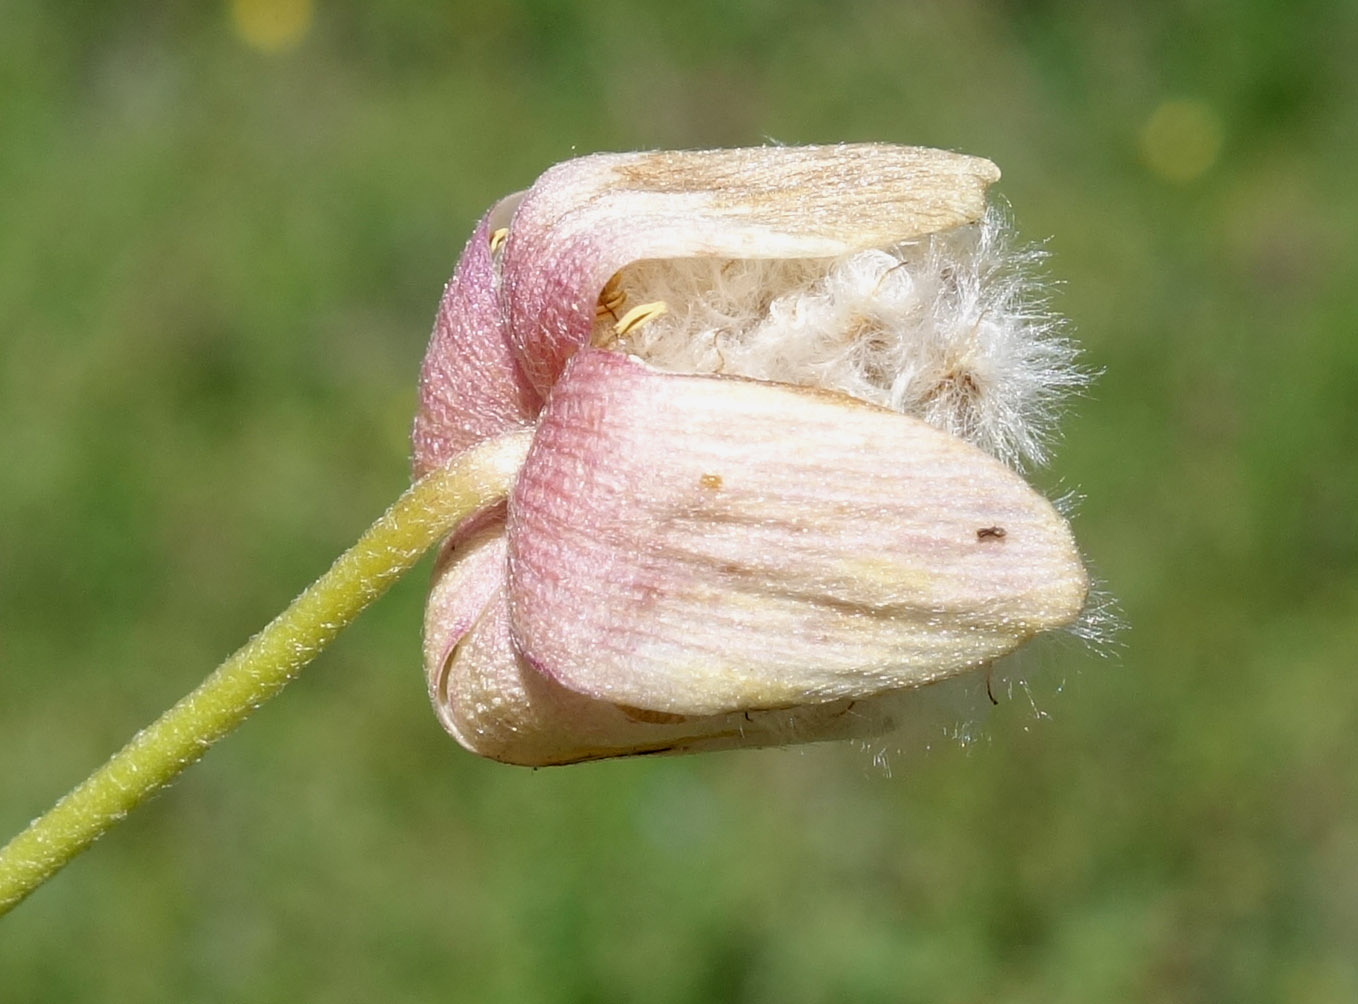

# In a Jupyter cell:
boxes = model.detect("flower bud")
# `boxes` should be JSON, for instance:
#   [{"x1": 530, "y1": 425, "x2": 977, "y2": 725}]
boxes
[{"x1": 414, "y1": 145, "x2": 1090, "y2": 765}]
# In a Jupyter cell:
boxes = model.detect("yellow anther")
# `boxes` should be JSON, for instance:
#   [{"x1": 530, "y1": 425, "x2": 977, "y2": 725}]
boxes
[
  {"x1": 489, "y1": 228, "x2": 509, "y2": 253},
  {"x1": 614, "y1": 301, "x2": 669, "y2": 337}
]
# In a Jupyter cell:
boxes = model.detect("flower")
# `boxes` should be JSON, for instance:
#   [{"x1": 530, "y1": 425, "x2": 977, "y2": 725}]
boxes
[{"x1": 412, "y1": 145, "x2": 1089, "y2": 766}]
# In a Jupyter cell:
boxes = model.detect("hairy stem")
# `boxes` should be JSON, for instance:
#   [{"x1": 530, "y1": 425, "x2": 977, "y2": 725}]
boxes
[{"x1": 0, "y1": 430, "x2": 533, "y2": 916}]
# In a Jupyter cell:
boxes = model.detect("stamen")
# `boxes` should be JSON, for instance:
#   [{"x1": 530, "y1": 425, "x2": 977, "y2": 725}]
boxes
[
  {"x1": 488, "y1": 228, "x2": 509, "y2": 253},
  {"x1": 595, "y1": 273, "x2": 626, "y2": 320},
  {"x1": 614, "y1": 301, "x2": 669, "y2": 337}
]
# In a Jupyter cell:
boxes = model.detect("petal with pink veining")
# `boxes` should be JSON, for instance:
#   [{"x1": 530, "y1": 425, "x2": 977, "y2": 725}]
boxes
[
  {"x1": 498, "y1": 144, "x2": 1001, "y2": 394},
  {"x1": 507, "y1": 350, "x2": 1088, "y2": 717},
  {"x1": 428, "y1": 539, "x2": 910, "y2": 767},
  {"x1": 412, "y1": 202, "x2": 540, "y2": 477},
  {"x1": 423, "y1": 518, "x2": 512, "y2": 683}
]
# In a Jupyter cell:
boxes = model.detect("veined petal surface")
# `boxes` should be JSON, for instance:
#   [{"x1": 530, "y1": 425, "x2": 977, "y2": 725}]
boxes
[
  {"x1": 429, "y1": 533, "x2": 907, "y2": 766},
  {"x1": 413, "y1": 206, "x2": 540, "y2": 476},
  {"x1": 507, "y1": 351, "x2": 1087, "y2": 716}
]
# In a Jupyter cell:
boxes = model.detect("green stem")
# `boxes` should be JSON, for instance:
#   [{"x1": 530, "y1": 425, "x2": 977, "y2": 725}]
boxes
[{"x1": 0, "y1": 430, "x2": 533, "y2": 916}]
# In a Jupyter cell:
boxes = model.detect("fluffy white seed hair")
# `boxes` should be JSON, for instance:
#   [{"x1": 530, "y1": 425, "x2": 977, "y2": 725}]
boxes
[{"x1": 595, "y1": 206, "x2": 1086, "y2": 469}]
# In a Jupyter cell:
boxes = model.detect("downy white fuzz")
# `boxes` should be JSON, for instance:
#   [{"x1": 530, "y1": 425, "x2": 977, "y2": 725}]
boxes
[{"x1": 598, "y1": 205, "x2": 1085, "y2": 469}]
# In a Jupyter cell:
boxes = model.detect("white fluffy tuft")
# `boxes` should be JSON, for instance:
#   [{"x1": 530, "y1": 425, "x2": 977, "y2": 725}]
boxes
[{"x1": 596, "y1": 206, "x2": 1086, "y2": 469}]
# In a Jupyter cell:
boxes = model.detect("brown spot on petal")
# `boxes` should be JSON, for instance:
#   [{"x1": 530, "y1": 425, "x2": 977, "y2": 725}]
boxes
[
  {"x1": 698, "y1": 473, "x2": 723, "y2": 490},
  {"x1": 977, "y1": 526, "x2": 1007, "y2": 541}
]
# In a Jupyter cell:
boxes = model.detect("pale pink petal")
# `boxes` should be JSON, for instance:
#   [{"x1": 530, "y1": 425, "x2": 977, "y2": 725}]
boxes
[
  {"x1": 430, "y1": 554, "x2": 908, "y2": 767},
  {"x1": 507, "y1": 350, "x2": 1088, "y2": 717},
  {"x1": 422, "y1": 518, "x2": 513, "y2": 680},
  {"x1": 412, "y1": 202, "x2": 540, "y2": 477},
  {"x1": 498, "y1": 144, "x2": 1001, "y2": 394}
]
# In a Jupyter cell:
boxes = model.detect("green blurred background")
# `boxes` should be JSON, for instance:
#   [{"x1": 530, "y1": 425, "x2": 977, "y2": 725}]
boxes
[{"x1": 3, "y1": 0, "x2": 1356, "y2": 1000}]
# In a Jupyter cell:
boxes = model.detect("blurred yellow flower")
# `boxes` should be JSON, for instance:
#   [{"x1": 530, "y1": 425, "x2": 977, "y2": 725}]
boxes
[
  {"x1": 1140, "y1": 98, "x2": 1224, "y2": 184},
  {"x1": 229, "y1": 0, "x2": 314, "y2": 53}
]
